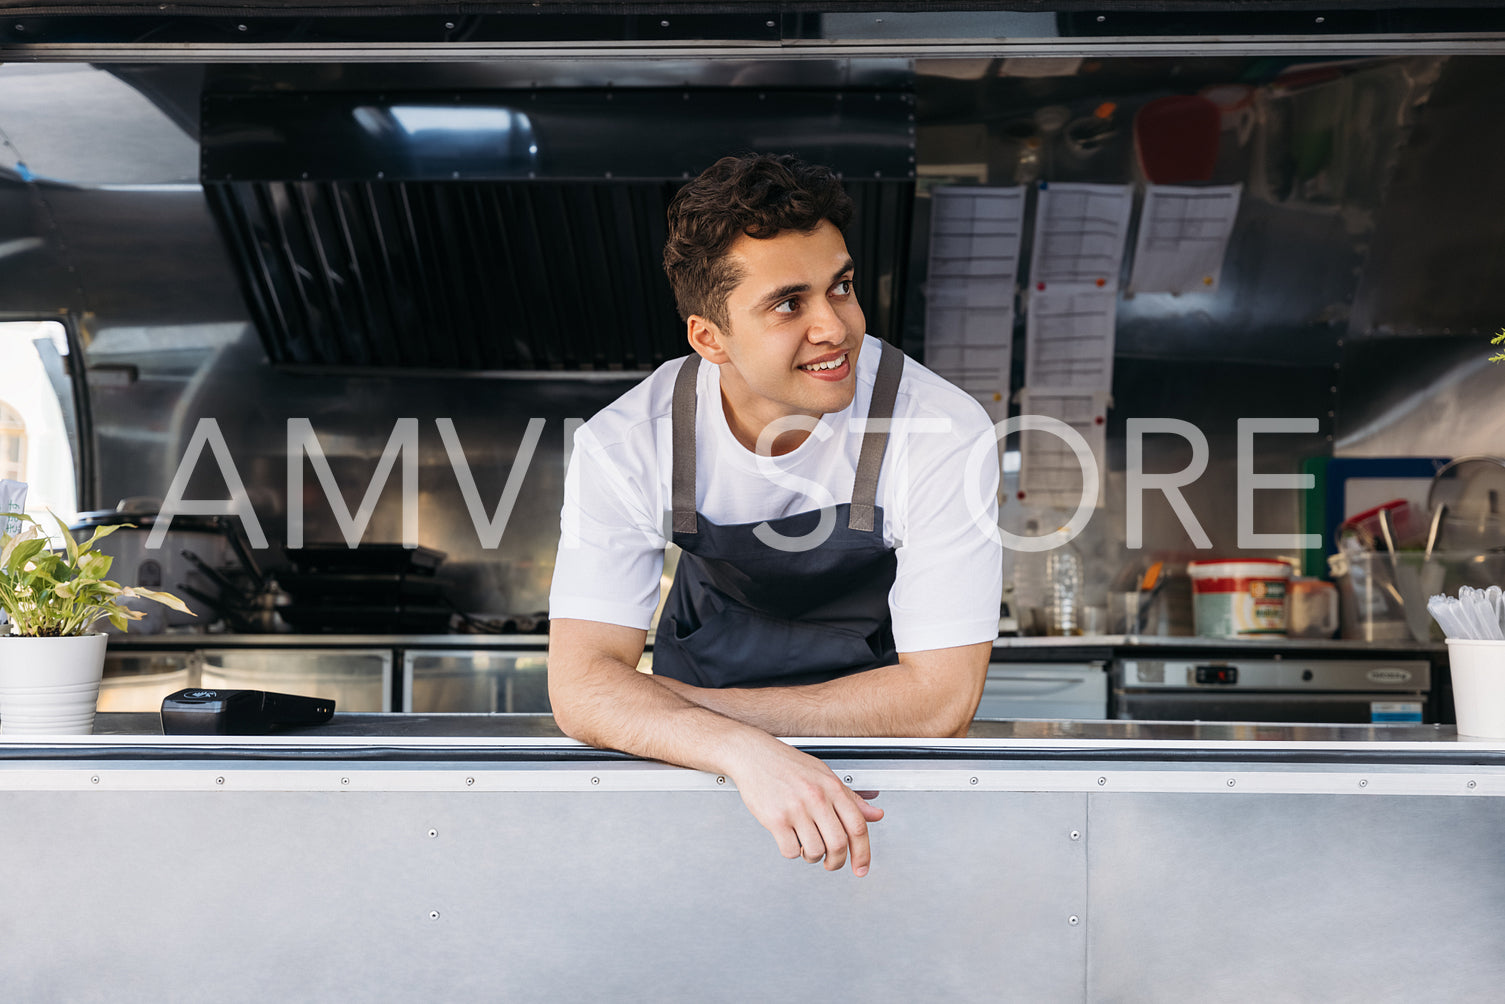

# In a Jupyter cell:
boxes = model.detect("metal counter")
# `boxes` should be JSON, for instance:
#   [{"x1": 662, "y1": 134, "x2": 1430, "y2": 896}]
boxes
[{"x1": 1, "y1": 716, "x2": 1503, "y2": 1002}]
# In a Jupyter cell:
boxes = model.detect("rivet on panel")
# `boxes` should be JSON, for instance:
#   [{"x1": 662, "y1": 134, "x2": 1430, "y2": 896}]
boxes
[
  {"x1": 216, "y1": 776, "x2": 225, "y2": 786},
  {"x1": 591, "y1": 776, "x2": 600, "y2": 785},
  {"x1": 1070, "y1": 830, "x2": 1081, "y2": 840},
  {"x1": 91, "y1": 775, "x2": 100, "y2": 784},
  {"x1": 465, "y1": 777, "x2": 475, "y2": 786},
  {"x1": 1069, "y1": 915, "x2": 1081, "y2": 925},
  {"x1": 1468, "y1": 780, "x2": 1477, "y2": 789},
  {"x1": 1358, "y1": 779, "x2": 1368, "y2": 788},
  {"x1": 428, "y1": 829, "x2": 438, "y2": 838},
  {"x1": 429, "y1": 911, "x2": 440, "y2": 921},
  {"x1": 716, "y1": 776, "x2": 727, "y2": 785},
  {"x1": 1097, "y1": 777, "x2": 1106, "y2": 786},
  {"x1": 969, "y1": 777, "x2": 978, "y2": 785},
  {"x1": 341, "y1": 777, "x2": 350, "y2": 786},
  {"x1": 1227, "y1": 778, "x2": 1237, "y2": 787},
  {"x1": 843, "y1": 775, "x2": 853, "y2": 784}
]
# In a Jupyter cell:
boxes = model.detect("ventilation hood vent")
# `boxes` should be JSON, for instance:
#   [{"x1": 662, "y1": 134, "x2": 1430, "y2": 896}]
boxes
[{"x1": 201, "y1": 87, "x2": 915, "y2": 371}]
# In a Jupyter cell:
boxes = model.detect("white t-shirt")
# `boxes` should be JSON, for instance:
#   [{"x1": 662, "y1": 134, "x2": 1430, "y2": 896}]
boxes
[{"x1": 549, "y1": 333, "x2": 1003, "y2": 653}]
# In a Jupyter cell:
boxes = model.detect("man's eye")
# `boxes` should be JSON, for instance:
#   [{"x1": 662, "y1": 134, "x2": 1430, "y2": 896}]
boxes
[
  {"x1": 833, "y1": 279, "x2": 854, "y2": 296},
  {"x1": 774, "y1": 297, "x2": 798, "y2": 314}
]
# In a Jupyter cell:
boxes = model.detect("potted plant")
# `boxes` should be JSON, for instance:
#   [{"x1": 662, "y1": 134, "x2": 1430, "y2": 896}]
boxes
[{"x1": 0, "y1": 513, "x2": 192, "y2": 735}]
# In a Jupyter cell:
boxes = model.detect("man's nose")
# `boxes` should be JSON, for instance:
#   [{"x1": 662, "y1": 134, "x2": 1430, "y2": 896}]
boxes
[{"x1": 805, "y1": 298, "x2": 845, "y2": 343}]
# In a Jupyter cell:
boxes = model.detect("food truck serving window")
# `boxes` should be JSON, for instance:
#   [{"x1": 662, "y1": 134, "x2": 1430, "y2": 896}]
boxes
[{"x1": 0, "y1": 320, "x2": 79, "y2": 534}]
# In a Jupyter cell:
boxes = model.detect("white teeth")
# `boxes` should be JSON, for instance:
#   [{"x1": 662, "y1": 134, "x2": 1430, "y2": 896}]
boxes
[{"x1": 800, "y1": 353, "x2": 847, "y2": 372}]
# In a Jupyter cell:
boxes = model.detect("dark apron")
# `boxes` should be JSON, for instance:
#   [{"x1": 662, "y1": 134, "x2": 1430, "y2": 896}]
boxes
[{"x1": 651, "y1": 341, "x2": 906, "y2": 689}]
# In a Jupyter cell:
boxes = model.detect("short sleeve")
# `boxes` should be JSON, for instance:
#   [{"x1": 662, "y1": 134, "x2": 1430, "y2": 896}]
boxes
[
  {"x1": 548, "y1": 423, "x2": 667, "y2": 630},
  {"x1": 887, "y1": 399, "x2": 1003, "y2": 652}
]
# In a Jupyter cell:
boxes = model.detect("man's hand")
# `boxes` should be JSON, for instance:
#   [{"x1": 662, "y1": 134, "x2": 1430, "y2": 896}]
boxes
[
  {"x1": 549, "y1": 618, "x2": 888, "y2": 875},
  {"x1": 726, "y1": 732, "x2": 884, "y2": 876}
]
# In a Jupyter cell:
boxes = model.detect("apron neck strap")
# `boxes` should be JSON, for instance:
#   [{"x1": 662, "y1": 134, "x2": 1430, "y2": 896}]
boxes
[
  {"x1": 669, "y1": 340, "x2": 907, "y2": 536},
  {"x1": 671, "y1": 353, "x2": 702, "y2": 534},
  {"x1": 848, "y1": 340, "x2": 904, "y2": 532}
]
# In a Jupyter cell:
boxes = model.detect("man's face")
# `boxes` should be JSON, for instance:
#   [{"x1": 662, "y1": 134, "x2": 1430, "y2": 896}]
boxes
[{"x1": 707, "y1": 220, "x2": 867, "y2": 445}]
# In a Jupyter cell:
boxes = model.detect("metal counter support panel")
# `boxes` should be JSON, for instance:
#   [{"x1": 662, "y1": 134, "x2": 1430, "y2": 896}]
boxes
[
  {"x1": 0, "y1": 779, "x2": 1090, "y2": 1003},
  {"x1": 1087, "y1": 794, "x2": 1505, "y2": 1002},
  {"x1": 2, "y1": 750, "x2": 1505, "y2": 1001}
]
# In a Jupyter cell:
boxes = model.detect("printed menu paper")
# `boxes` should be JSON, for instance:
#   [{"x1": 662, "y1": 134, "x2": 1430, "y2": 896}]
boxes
[{"x1": 1128, "y1": 183, "x2": 1242, "y2": 294}]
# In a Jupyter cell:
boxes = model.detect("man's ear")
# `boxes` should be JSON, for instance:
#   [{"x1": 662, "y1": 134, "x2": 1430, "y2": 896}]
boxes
[{"x1": 687, "y1": 315, "x2": 730, "y2": 364}]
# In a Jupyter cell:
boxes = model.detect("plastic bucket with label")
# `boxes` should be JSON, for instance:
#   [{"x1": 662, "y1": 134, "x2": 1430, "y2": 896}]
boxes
[{"x1": 1187, "y1": 559, "x2": 1293, "y2": 637}]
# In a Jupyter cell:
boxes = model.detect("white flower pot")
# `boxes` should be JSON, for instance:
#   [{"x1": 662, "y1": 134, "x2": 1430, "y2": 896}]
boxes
[{"x1": 0, "y1": 633, "x2": 109, "y2": 735}]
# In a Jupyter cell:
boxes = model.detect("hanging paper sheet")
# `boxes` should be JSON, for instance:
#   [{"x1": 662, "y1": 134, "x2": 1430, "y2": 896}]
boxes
[
  {"x1": 1029, "y1": 182, "x2": 1134, "y2": 289},
  {"x1": 924, "y1": 186, "x2": 1025, "y2": 420},
  {"x1": 1127, "y1": 183, "x2": 1242, "y2": 294}
]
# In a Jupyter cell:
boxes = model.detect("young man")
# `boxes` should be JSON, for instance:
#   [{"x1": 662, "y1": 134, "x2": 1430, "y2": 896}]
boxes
[{"x1": 547, "y1": 154, "x2": 1002, "y2": 877}]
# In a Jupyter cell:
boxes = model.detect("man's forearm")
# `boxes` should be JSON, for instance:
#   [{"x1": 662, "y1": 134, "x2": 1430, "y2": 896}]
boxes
[
  {"x1": 652, "y1": 649, "x2": 987, "y2": 738},
  {"x1": 551, "y1": 648, "x2": 787, "y2": 777}
]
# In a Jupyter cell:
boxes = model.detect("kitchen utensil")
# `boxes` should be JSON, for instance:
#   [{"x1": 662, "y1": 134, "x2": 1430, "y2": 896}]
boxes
[
  {"x1": 283, "y1": 543, "x2": 446, "y2": 576},
  {"x1": 1134, "y1": 561, "x2": 1165, "y2": 635},
  {"x1": 1425, "y1": 456, "x2": 1505, "y2": 552},
  {"x1": 1428, "y1": 586, "x2": 1505, "y2": 641},
  {"x1": 275, "y1": 603, "x2": 453, "y2": 633},
  {"x1": 70, "y1": 500, "x2": 253, "y2": 632}
]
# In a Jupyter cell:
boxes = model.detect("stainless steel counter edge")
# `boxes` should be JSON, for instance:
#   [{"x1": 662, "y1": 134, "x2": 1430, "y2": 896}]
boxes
[
  {"x1": 101, "y1": 632, "x2": 1447, "y2": 654},
  {"x1": 1, "y1": 713, "x2": 1500, "y2": 752}
]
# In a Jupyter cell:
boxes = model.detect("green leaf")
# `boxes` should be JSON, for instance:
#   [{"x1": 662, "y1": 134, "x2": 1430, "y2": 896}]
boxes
[
  {"x1": 50, "y1": 511, "x2": 79, "y2": 567},
  {"x1": 80, "y1": 522, "x2": 127, "y2": 555},
  {"x1": 108, "y1": 611, "x2": 128, "y2": 632},
  {"x1": 1, "y1": 525, "x2": 41, "y2": 571},
  {"x1": 132, "y1": 588, "x2": 196, "y2": 616},
  {"x1": 78, "y1": 551, "x2": 112, "y2": 579},
  {"x1": 8, "y1": 537, "x2": 48, "y2": 573}
]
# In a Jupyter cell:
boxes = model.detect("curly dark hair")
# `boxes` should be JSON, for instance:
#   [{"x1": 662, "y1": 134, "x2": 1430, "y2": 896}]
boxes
[{"x1": 663, "y1": 153, "x2": 855, "y2": 331}]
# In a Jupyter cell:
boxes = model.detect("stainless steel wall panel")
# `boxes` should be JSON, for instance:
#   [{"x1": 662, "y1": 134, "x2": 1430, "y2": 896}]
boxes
[
  {"x1": 1085, "y1": 791, "x2": 1505, "y2": 1001},
  {"x1": 1349, "y1": 55, "x2": 1505, "y2": 338},
  {"x1": 0, "y1": 785, "x2": 1090, "y2": 1003},
  {"x1": 1334, "y1": 333, "x2": 1505, "y2": 459}
]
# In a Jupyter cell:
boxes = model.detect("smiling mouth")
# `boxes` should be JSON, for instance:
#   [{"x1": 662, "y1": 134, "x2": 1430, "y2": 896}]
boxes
[{"x1": 798, "y1": 352, "x2": 848, "y2": 372}]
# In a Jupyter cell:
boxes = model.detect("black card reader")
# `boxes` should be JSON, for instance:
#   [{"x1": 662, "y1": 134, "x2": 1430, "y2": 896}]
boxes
[{"x1": 161, "y1": 689, "x2": 336, "y2": 735}]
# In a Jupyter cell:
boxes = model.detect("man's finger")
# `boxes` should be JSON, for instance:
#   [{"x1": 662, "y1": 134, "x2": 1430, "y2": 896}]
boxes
[
  {"x1": 792, "y1": 819, "x2": 826, "y2": 864},
  {"x1": 771, "y1": 825, "x2": 802, "y2": 861},
  {"x1": 813, "y1": 804, "x2": 852, "y2": 872},
  {"x1": 833, "y1": 793, "x2": 873, "y2": 877},
  {"x1": 852, "y1": 789, "x2": 885, "y2": 823}
]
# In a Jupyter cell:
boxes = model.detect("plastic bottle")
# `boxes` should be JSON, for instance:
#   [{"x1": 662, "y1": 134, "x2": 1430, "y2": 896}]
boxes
[
  {"x1": 1044, "y1": 538, "x2": 1084, "y2": 636},
  {"x1": 1011, "y1": 518, "x2": 1048, "y2": 635}
]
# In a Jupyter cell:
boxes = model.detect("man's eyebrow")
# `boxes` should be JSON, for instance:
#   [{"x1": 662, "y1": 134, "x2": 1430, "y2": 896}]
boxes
[{"x1": 755, "y1": 260, "x2": 856, "y2": 309}]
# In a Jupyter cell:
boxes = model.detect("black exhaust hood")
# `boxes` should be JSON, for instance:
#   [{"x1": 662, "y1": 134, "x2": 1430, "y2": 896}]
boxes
[{"x1": 201, "y1": 86, "x2": 915, "y2": 370}]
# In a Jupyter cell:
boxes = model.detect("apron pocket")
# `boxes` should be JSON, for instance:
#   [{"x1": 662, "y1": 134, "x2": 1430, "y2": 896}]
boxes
[{"x1": 663, "y1": 605, "x2": 886, "y2": 688}]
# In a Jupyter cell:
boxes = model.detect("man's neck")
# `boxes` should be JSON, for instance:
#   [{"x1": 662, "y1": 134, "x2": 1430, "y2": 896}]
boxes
[{"x1": 719, "y1": 387, "x2": 818, "y2": 456}]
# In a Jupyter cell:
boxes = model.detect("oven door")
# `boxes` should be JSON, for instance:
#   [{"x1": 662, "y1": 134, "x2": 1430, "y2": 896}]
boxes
[{"x1": 1115, "y1": 690, "x2": 1425, "y2": 725}]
